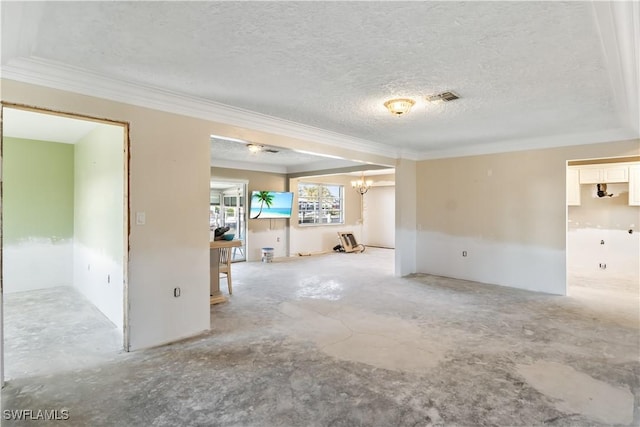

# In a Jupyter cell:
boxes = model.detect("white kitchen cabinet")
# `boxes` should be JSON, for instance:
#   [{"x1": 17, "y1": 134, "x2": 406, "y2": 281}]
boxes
[
  {"x1": 567, "y1": 167, "x2": 581, "y2": 206},
  {"x1": 603, "y1": 166, "x2": 628, "y2": 183},
  {"x1": 579, "y1": 168, "x2": 603, "y2": 184},
  {"x1": 578, "y1": 164, "x2": 629, "y2": 184},
  {"x1": 629, "y1": 165, "x2": 640, "y2": 206}
]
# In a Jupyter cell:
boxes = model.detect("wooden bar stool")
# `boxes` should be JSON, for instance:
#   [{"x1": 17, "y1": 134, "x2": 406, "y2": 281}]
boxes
[{"x1": 219, "y1": 247, "x2": 233, "y2": 294}]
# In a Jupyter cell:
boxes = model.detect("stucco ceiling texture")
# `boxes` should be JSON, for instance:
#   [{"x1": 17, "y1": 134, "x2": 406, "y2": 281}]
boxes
[
  {"x1": 209, "y1": 137, "x2": 361, "y2": 171},
  {"x1": 2, "y1": 1, "x2": 637, "y2": 158}
]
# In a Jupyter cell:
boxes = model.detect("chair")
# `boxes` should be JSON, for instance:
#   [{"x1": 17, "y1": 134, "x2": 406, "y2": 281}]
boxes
[
  {"x1": 232, "y1": 240, "x2": 245, "y2": 260},
  {"x1": 219, "y1": 247, "x2": 233, "y2": 294}
]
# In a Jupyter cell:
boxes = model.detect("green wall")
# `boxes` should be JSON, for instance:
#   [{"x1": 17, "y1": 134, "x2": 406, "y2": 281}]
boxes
[{"x1": 3, "y1": 137, "x2": 74, "y2": 243}]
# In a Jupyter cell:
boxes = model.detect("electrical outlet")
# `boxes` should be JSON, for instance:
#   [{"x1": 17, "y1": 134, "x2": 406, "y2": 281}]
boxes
[
  {"x1": 107, "y1": 274, "x2": 111, "y2": 284},
  {"x1": 277, "y1": 237, "x2": 280, "y2": 242},
  {"x1": 174, "y1": 287, "x2": 181, "y2": 297},
  {"x1": 462, "y1": 251, "x2": 468, "y2": 257}
]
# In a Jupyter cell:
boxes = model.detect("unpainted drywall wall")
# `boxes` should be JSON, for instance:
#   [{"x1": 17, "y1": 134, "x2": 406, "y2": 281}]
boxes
[
  {"x1": 73, "y1": 124, "x2": 125, "y2": 330},
  {"x1": 415, "y1": 139, "x2": 639, "y2": 294},
  {"x1": 568, "y1": 182, "x2": 639, "y2": 285},
  {"x1": 2, "y1": 137, "x2": 74, "y2": 292}
]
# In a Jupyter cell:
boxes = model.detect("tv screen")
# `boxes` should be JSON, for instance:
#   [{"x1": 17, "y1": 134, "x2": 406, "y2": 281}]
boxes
[{"x1": 250, "y1": 191, "x2": 294, "y2": 219}]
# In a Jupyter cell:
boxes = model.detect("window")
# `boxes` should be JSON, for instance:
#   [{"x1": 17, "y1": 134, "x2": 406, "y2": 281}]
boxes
[{"x1": 298, "y1": 183, "x2": 344, "y2": 225}]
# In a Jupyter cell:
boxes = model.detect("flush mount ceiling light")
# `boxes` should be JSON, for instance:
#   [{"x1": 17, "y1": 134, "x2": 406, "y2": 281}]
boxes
[
  {"x1": 247, "y1": 143, "x2": 263, "y2": 153},
  {"x1": 246, "y1": 143, "x2": 280, "y2": 154},
  {"x1": 384, "y1": 98, "x2": 415, "y2": 116}
]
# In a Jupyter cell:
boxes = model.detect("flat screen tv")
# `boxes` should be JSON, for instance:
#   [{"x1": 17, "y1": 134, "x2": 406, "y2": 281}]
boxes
[{"x1": 249, "y1": 191, "x2": 294, "y2": 219}]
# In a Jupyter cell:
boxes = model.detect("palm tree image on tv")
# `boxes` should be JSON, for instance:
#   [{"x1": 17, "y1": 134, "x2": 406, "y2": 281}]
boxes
[{"x1": 251, "y1": 191, "x2": 274, "y2": 219}]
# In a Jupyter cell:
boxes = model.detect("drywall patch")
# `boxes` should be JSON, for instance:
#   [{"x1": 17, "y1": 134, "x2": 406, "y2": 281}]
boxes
[
  {"x1": 279, "y1": 299, "x2": 449, "y2": 373},
  {"x1": 416, "y1": 231, "x2": 566, "y2": 295},
  {"x1": 517, "y1": 360, "x2": 634, "y2": 425},
  {"x1": 3, "y1": 238, "x2": 73, "y2": 292}
]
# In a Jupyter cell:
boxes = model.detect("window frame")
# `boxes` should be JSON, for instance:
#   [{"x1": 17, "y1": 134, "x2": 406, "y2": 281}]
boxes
[{"x1": 297, "y1": 182, "x2": 345, "y2": 226}]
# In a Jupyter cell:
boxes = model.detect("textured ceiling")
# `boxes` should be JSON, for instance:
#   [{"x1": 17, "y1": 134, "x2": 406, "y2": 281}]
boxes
[
  {"x1": 3, "y1": 108, "x2": 100, "y2": 144},
  {"x1": 210, "y1": 136, "x2": 366, "y2": 173},
  {"x1": 1, "y1": 1, "x2": 638, "y2": 160}
]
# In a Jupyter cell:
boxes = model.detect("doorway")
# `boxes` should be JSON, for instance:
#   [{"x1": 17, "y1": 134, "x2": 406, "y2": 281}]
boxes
[
  {"x1": 362, "y1": 184, "x2": 395, "y2": 248},
  {"x1": 1, "y1": 105, "x2": 129, "y2": 383},
  {"x1": 210, "y1": 180, "x2": 248, "y2": 262},
  {"x1": 566, "y1": 157, "x2": 639, "y2": 326}
]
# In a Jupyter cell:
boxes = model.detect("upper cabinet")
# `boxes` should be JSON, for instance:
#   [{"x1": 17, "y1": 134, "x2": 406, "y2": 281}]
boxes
[
  {"x1": 568, "y1": 162, "x2": 639, "y2": 207},
  {"x1": 629, "y1": 165, "x2": 640, "y2": 206},
  {"x1": 578, "y1": 164, "x2": 628, "y2": 184}
]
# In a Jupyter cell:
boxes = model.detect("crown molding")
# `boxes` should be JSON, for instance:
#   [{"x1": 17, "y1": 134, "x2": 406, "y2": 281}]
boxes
[
  {"x1": 3, "y1": 53, "x2": 636, "y2": 164},
  {"x1": 415, "y1": 128, "x2": 639, "y2": 161},
  {"x1": 592, "y1": 1, "x2": 640, "y2": 136},
  {"x1": 210, "y1": 158, "x2": 288, "y2": 175},
  {"x1": 1, "y1": 57, "x2": 403, "y2": 160}
]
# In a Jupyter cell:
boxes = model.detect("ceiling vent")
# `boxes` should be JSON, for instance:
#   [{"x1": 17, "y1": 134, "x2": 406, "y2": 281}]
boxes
[{"x1": 426, "y1": 91, "x2": 460, "y2": 103}]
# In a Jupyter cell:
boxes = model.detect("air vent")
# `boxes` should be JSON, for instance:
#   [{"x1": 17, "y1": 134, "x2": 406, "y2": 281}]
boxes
[
  {"x1": 264, "y1": 148, "x2": 279, "y2": 153},
  {"x1": 426, "y1": 91, "x2": 460, "y2": 103}
]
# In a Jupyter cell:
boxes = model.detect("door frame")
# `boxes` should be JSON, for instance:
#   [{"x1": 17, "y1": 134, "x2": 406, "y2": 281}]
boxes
[
  {"x1": 0, "y1": 102, "x2": 131, "y2": 385},
  {"x1": 210, "y1": 178, "x2": 248, "y2": 262}
]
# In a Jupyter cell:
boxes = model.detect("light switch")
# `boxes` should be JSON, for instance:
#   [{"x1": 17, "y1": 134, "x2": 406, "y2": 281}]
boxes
[{"x1": 136, "y1": 212, "x2": 146, "y2": 225}]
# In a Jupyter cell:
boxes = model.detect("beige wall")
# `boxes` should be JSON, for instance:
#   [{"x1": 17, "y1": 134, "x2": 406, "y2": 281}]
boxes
[
  {"x1": 211, "y1": 167, "x2": 288, "y2": 260},
  {"x1": 415, "y1": 139, "x2": 640, "y2": 294}
]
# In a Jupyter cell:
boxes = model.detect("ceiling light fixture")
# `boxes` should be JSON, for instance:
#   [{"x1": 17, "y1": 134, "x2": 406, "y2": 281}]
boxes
[
  {"x1": 384, "y1": 98, "x2": 415, "y2": 116},
  {"x1": 351, "y1": 172, "x2": 373, "y2": 195},
  {"x1": 247, "y1": 143, "x2": 263, "y2": 153}
]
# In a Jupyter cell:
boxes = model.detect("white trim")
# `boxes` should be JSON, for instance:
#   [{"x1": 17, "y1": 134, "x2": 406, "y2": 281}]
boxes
[
  {"x1": 2, "y1": 51, "x2": 637, "y2": 162},
  {"x1": 210, "y1": 158, "x2": 287, "y2": 174},
  {"x1": 592, "y1": 1, "x2": 640, "y2": 136},
  {"x1": 414, "y1": 128, "x2": 638, "y2": 160}
]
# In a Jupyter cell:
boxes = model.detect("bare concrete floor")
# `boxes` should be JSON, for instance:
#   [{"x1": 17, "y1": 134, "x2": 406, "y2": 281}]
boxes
[
  {"x1": 2, "y1": 248, "x2": 638, "y2": 426},
  {"x1": 3, "y1": 287, "x2": 123, "y2": 380}
]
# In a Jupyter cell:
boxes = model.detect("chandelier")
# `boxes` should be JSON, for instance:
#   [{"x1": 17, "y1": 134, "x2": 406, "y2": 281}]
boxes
[{"x1": 351, "y1": 172, "x2": 373, "y2": 195}]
